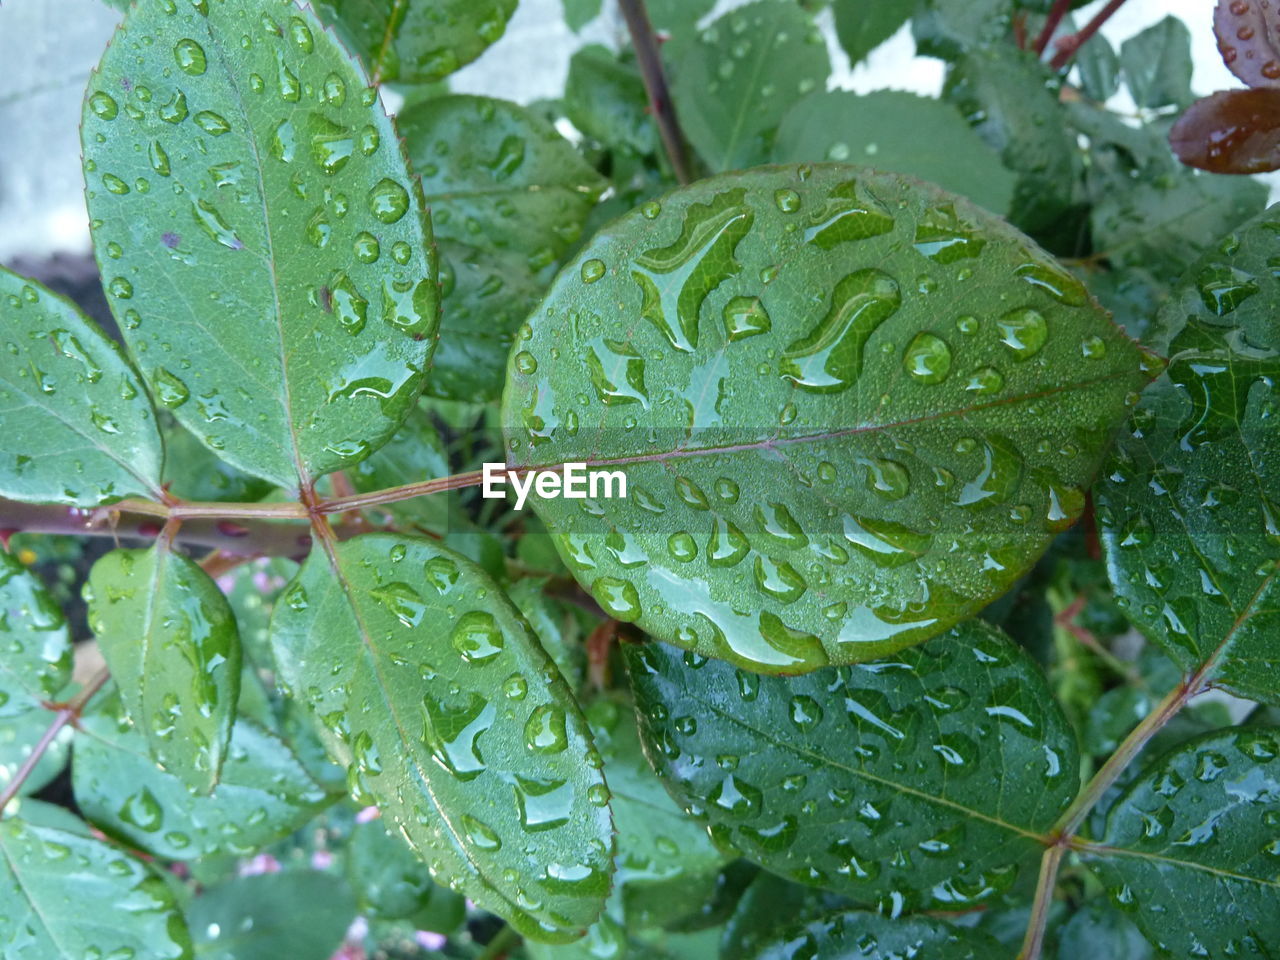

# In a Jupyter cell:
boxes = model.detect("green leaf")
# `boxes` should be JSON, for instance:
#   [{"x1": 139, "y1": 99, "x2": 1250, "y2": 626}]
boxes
[
  {"x1": 565, "y1": 45, "x2": 659, "y2": 157},
  {"x1": 313, "y1": 0, "x2": 516, "y2": 83},
  {"x1": 188, "y1": 870, "x2": 356, "y2": 960},
  {"x1": 913, "y1": 0, "x2": 1013, "y2": 60},
  {"x1": 1097, "y1": 205, "x2": 1280, "y2": 704},
  {"x1": 1087, "y1": 727, "x2": 1280, "y2": 957},
  {"x1": 503, "y1": 164, "x2": 1151, "y2": 672},
  {"x1": 647, "y1": 0, "x2": 716, "y2": 37},
  {"x1": 670, "y1": 1, "x2": 830, "y2": 171},
  {"x1": 0, "y1": 267, "x2": 162, "y2": 506},
  {"x1": 1056, "y1": 900, "x2": 1154, "y2": 960},
  {"x1": 625, "y1": 621, "x2": 1081, "y2": 910},
  {"x1": 749, "y1": 910, "x2": 1001, "y2": 959},
  {"x1": 348, "y1": 403, "x2": 454, "y2": 532},
  {"x1": 0, "y1": 800, "x2": 193, "y2": 959},
  {"x1": 347, "y1": 818, "x2": 467, "y2": 928},
  {"x1": 73, "y1": 696, "x2": 329, "y2": 860},
  {"x1": 832, "y1": 0, "x2": 911, "y2": 65},
  {"x1": 721, "y1": 873, "x2": 849, "y2": 960},
  {"x1": 0, "y1": 711, "x2": 71, "y2": 802},
  {"x1": 1076, "y1": 33, "x2": 1121, "y2": 103},
  {"x1": 771, "y1": 90, "x2": 1016, "y2": 215},
  {"x1": 161, "y1": 420, "x2": 274, "y2": 503},
  {"x1": 87, "y1": 545, "x2": 241, "y2": 793},
  {"x1": 0, "y1": 551, "x2": 71, "y2": 720},
  {"x1": 1119, "y1": 16, "x2": 1193, "y2": 110},
  {"x1": 269, "y1": 534, "x2": 613, "y2": 941},
  {"x1": 563, "y1": 0, "x2": 602, "y2": 32},
  {"x1": 399, "y1": 95, "x2": 605, "y2": 401},
  {"x1": 82, "y1": 0, "x2": 438, "y2": 489}
]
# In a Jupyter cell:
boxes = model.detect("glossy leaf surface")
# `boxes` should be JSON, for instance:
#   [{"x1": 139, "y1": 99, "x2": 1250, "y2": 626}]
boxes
[
  {"x1": 504, "y1": 165, "x2": 1150, "y2": 672},
  {"x1": 625, "y1": 622, "x2": 1080, "y2": 911},
  {"x1": 0, "y1": 267, "x2": 162, "y2": 506},
  {"x1": 772, "y1": 90, "x2": 1016, "y2": 215},
  {"x1": 399, "y1": 95, "x2": 605, "y2": 401},
  {"x1": 1097, "y1": 205, "x2": 1280, "y2": 704},
  {"x1": 313, "y1": 0, "x2": 516, "y2": 84},
  {"x1": 0, "y1": 801, "x2": 192, "y2": 959},
  {"x1": 566, "y1": 45, "x2": 658, "y2": 158},
  {"x1": 670, "y1": 2, "x2": 830, "y2": 171},
  {"x1": 1214, "y1": 0, "x2": 1280, "y2": 90},
  {"x1": 83, "y1": 0, "x2": 438, "y2": 488},
  {"x1": 0, "y1": 551, "x2": 71, "y2": 720},
  {"x1": 1170, "y1": 88, "x2": 1280, "y2": 174},
  {"x1": 750, "y1": 910, "x2": 1001, "y2": 959},
  {"x1": 1089, "y1": 727, "x2": 1280, "y2": 957},
  {"x1": 269, "y1": 534, "x2": 613, "y2": 941},
  {"x1": 87, "y1": 545, "x2": 241, "y2": 793},
  {"x1": 74, "y1": 698, "x2": 329, "y2": 860}
]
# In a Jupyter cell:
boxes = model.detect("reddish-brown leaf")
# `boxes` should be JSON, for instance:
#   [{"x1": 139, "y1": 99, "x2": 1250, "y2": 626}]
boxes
[
  {"x1": 1215, "y1": 0, "x2": 1280, "y2": 88},
  {"x1": 1170, "y1": 88, "x2": 1280, "y2": 173}
]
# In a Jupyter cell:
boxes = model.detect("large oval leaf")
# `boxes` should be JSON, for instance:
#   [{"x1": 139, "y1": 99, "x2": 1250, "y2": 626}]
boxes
[
  {"x1": 625, "y1": 620, "x2": 1079, "y2": 912},
  {"x1": 503, "y1": 165, "x2": 1151, "y2": 673},
  {"x1": 74, "y1": 696, "x2": 330, "y2": 860},
  {"x1": 269, "y1": 534, "x2": 613, "y2": 942},
  {"x1": 1087, "y1": 727, "x2": 1280, "y2": 957},
  {"x1": 0, "y1": 801, "x2": 192, "y2": 959},
  {"x1": 82, "y1": 0, "x2": 438, "y2": 489},
  {"x1": 1098, "y1": 206, "x2": 1280, "y2": 704},
  {"x1": 0, "y1": 267, "x2": 162, "y2": 506},
  {"x1": 87, "y1": 545, "x2": 241, "y2": 793},
  {"x1": 750, "y1": 910, "x2": 1000, "y2": 960}
]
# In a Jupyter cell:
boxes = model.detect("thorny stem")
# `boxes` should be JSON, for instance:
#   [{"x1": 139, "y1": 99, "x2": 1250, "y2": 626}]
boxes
[
  {"x1": 1032, "y1": 0, "x2": 1073, "y2": 57},
  {"x1": 618, "y1": 0, "x2": 693, "y2": 185},
  {"x1": 0, "y1": 667, "x2": 110, "y2": 817},
  {"x1": 1049, "y1": 0, "x2": 1130, "y2": 70}
]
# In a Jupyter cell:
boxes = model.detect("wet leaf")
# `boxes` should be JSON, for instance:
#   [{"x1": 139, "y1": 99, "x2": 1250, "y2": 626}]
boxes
[
  {"x1": 670, "y1": 1, "x2": 830, "y2": 171},
  {"x1": 161, "y1": 419, "x2": 275, "y2": 503},
  {"x1": 625, "y1": 621, "x2": 1080, "y2": 910},
  {"x1": 74, "y1": 695, "x2": 330, "y2": 860},
  {"x1": 1170, "y1": 88, "x2": 1280, "y2": 174},
  {"x1": 0, "y1": 800, "x2": 192, "y2": 959},
  {"x1": 87, "y1": 545, "x2": 241, "y2": 793},
  {"x1": 0, "y1": 266, "x2": 162, "y2": 506},
  {"x1": 1088, "y1": 727, "x2": 1280, "y2": 957},
  {"x1": 504, "y1": 164, "x2": 1150, "y2": 672},
  {"x1": 0, "y1": 551, "x2": 71, "y2": 720},
  {"x1": 0, "y1": 711, "x2": 71, "y2": 802},
  {"x1": 1097, "y1": 205, "x2": 1280, "y2": 704},
  {"x1": 313, "y1": 0, "x2": 516, "y2": 83},
  {"x1": 913, "y1": 0, "x2": 1013, "y2": 60},
  {"x1": 647, "y1": 0, "x2": 717, "y2": 37},
  {"x1": 1119, "y1": 16, "x2": 1193, "y2": 109},
  {"x1": 269, "y1": 534, "x2": 613, "y2": 941},
  {"x1": 721, "y1": 873, "x2": 850, "y2": 960},
  {"x1": 566, "y1": 45, "x2": 659, "y2": 157},
  {"x1": 772, "y1": 90, "x2": 1016, "y2": 215},
  {"x1": 83, "y1": 0, "x2": 438, "y2": 490},
  {"x1": 1214, "y1": 0, "x2": 1280, "y2": 90},
  {"x1": 832, "y1": 0, "x2": 911, "y2": 65},
  {"x1": 347, "y1": 818, "x2": 467, "y2": 928},
  {"x1": 1055, "y1": 899, "x2": 1155, "y2": 960},
  {"x1": 188, "y1": 870, "x2": 355, "y2": 960},
  {"x1": 748, "y1": 910, "x2": 1001, "y2": 959},
  {"x1": 399, "y1": 95, "x2": 605, "y2": 401}
]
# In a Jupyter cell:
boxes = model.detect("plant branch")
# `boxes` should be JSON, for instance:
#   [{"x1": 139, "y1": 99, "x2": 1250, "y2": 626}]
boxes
[
  {"x1": 1049, "y1": 0, "x2": 1129, "y2": 70},
  {"x1": 319, "y1": 468, "x2": 487, "y2": 515},
  {"x1": 618, "y1": 0, "x2": 692, "y2": 185},
  {"x1": 1032, "y1": 0, "x2": 1073, "y2": 57},
  {"x1": 0, "y1": 667, "x2": 110, "y2": 816},
  {"x1": 476, "y1": 925, "x2": 521, "y2": 960},
  {"x1": 1016, "y1": 844, "x2": 1067, "y2": 960}
]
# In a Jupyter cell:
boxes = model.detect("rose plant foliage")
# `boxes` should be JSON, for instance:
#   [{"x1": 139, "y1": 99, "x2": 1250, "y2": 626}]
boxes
[{"x1": 0, "y1": 0, "x2": 1277, "y2": 957}]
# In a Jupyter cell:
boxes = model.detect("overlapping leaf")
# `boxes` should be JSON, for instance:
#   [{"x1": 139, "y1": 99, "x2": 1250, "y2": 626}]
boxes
[
  {"x1": 749, "y1": 910, "x2": 1001, "y2": 959},
  {"x1": 1087, "y1": 727, "x2": 1280, "y2": 957},
  {"x1": 83, "y1": 0, "x2": 438, "y2": 489},
  {"x1": 87, "y1": 545, "x2": 241, "y2": 792},
  {"x1": 188, "y1": 871, "x2": 355, "y2": 960},
  {"x1": 503, "y1": 164, "x2": 1151, "y2": 672},
  {"x1": 832, "y1": 0, "x2": 912, "y2": 66},
  {"x1": 269, "y1": 534, "x2": 613, "y2": 941},
  {"x1": 74, "y1": 696, "x2": 330, "y2": 859},
  {"x1": 625, "y1": 622, "x2": 1080, "y2": 911},
  {"x1": 1119, "y1": 16, "x2": 1193, "y2": 109},
  {"x1": 0, "y1": 800, "x2": 192, "y2": 959},
  {"x1": 0, "y1": 267, "x2": 162, "y2": 506},
  {"x1": 1214, "y1": 0, "x2": 1280, "y2": 91},
  {"x1": 1097, "y1": 205, "x2": 1280, "y2": 704}
]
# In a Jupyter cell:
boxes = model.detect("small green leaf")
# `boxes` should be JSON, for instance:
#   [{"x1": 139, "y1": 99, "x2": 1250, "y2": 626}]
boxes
[
  {"x1": 0, "y1": 801, "x2": 193, "y2": 959},
  {"x1": 0, "y1": 551, "x2": 71, "y2": 719},
  {"x1": 269, "y1": 534, "x2": 613, "y2": 941},
  {"x1": 83, "y1": 0, "x2": 438, "y2": 489},
  {"x1": 721, "y1": 873, "x2": 849, "y2": 960},
  {"x1": 399, "y1": 95, "x2": 605, "y2": 401},
  {"x1": 647, "y1": 0, "x2": 716, "y2": 37},
  {"x1": 87, "y1": 545, "x2": 241, "y2": 793},
  {"x1": 913, "y1": 0, "x2": 1013, "y2": 60},
  {"x1": 347, "y1": 818, "x2": 466, "y2": 928},
  {"x1": 74, "y1": 697, "x2": 329, "y2": 859},
  {"x1": 771, "y1": 90, "x2": 1016, "y2": 215},
  {"x1": 1098, "y1": 205, "x2": 1280, "y2": 704},
  {"x1": 313, "y1": 0, "x2": 517, "y2": 83},
  {"x1": 1088, "y1": 727, "x2": 1280, "y2": 957},
  {"x1": 504, "y1": 165, "x2": 1150, "y2": 672},
  {"x1": 670, "y1": 1, "x2": 830, "y2": 171},
  {"x1": 625, "y1": 621, "x2": 1080, "y2": 910},
  {"x1": 562, "y1": 0, "x2": 602, "y2": 32},
  {"x1": 188, "y1": 870, "x2": 356, "y2": 960},
  {"x1": 1056, "y1": 900, "x2": 1154, "y2": 960},
  {"x1": 1076, "y1": 33, "x2": 1121, "y2": 103},
  {"x1": 749, "y1": 910, "x2": 1001, "y2": 959},
  {"x1": 565, "y1": 45, "x2": 658, "y2": 157},
  {"x1": 1120, "y1": 16, "x2": 1193, "y2": 109},
  {"x1": 161, "y1": 421, "x2": 274, "y2": 503},
  {"x1": 0, "y1": 267, "x2": 162, "y2": 506},
  {"x1": 831, "y1": 0, "x2": 911, "y2": 65}
]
